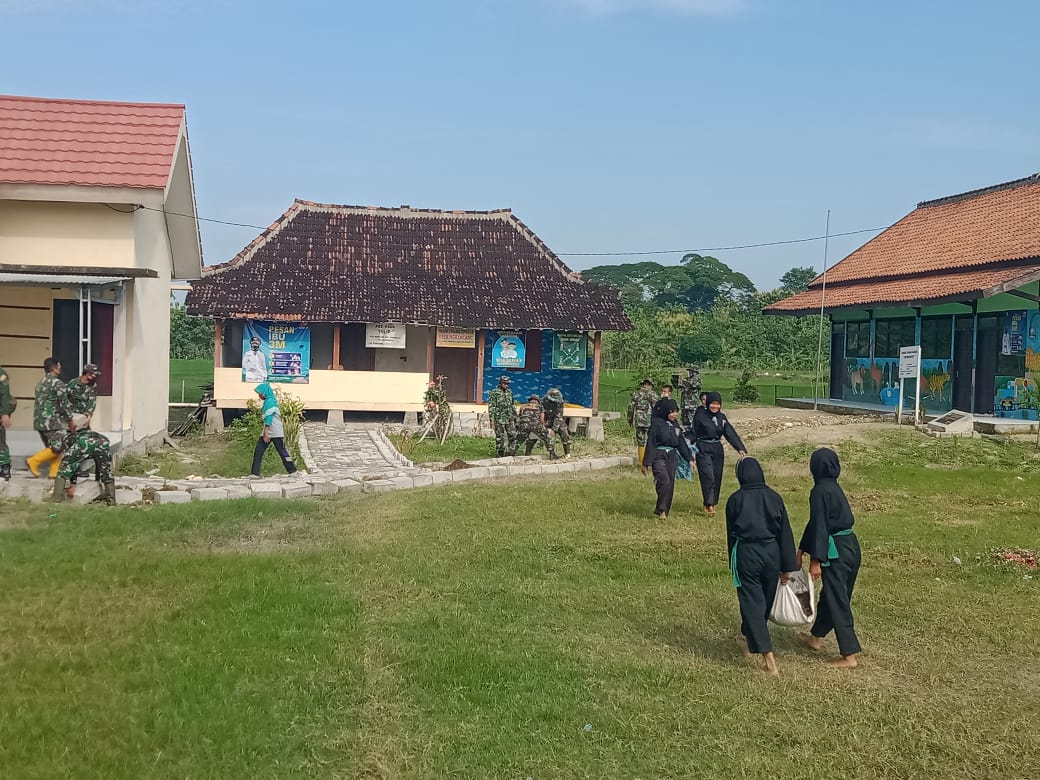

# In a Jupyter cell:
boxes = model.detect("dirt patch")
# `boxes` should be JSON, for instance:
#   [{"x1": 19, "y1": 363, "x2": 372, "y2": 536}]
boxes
[
  {"x1": 442, "y1": 459, "x2": 474, "y2": 471},
  {"x1": 719, "y1": 406, "x2": 888, "y2": 452}
]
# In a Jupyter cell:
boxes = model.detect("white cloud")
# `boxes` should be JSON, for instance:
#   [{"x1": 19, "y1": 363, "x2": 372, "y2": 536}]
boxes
[{"x1": 544, "y1": 0, "x2": 748, "y2": 15}]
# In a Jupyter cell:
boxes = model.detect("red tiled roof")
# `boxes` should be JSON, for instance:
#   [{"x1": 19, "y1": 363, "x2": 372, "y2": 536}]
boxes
[
  {"x1": 0, "y1": 94, "x2": 185, "y2": 189},
  {"x1": 767, "y1": 265, "x2": 1040, "y2": 315},
  {"x1": 186, "y1": 200, "x2": 633, "y2": 331},
  {"x1": 767, "y1": 174, "x2": 1040, "y2": 314}
]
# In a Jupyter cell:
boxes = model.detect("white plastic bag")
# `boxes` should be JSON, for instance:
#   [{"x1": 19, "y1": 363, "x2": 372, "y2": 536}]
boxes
[{"x1": 769, "y1": 569, "x2": 816, "y2": 627}]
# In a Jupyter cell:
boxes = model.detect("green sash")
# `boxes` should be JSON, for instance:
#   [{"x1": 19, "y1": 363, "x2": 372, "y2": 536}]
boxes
[
  {"x1": 822, "y1": 528, "x2": 854, "y2": 567},
  {"x1": 730, "y1": 541, "x2": 741, "y2": 588}
]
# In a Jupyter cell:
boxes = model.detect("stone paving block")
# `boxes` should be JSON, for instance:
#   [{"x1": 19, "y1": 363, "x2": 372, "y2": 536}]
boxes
[
  {"x1": 115, "y1": 488, "x2": 144, "y2": 505},
  {"x1": 451, "y1": 466, "x2": 489, "y2": 482},
  {"x1": 362, "y1": 479, "x2": 395, "y2": 493},
  {"x1": 570, "y1": 460, "x2": 593, "y2": 471},
  {"x1": 192, "y1": 487, "x2": 229, "y2": 501},
  {"x1": 555, "y1": 461, "x2": 577, "y2": 473},
  {"x1": 309, "y1": 481, "x2": 339, "y2": 496},
  {"x1": 429, "y1": 471, "x2": 452, "y2": 486},
  {"x1": 71, "y1": 481, "x2": 101, "y2": 504},
  {"x1": 587, "y1": 457, "x2": 612, "y2": 471},
  {"x1": 332, "y1": 479, "x2": 363, "y2": 494},
  {"x1": 155, "y1": 490, "x2": 192, "y2": 505},
  {"x1": 540, "y1": 463, "x2": 562, "y2": 474},
  {"x1": 390, "y1": 476, "x2": 415, "y2": 490},
  {"x1": 281, "y1": 483, "x2": 313, "y2": 498},
  {"x1": 224, "y1": 485, "x2": 253, "y2": 500},
  {"x1": 410, "y1": 474, "x2": 434, "y2": 488},
  {"x1": 250, "y1": 482, "x2": 283, "y2": 498},
  {"x1": 485, "y1": 465, "x2": 508, "y2": 479}
]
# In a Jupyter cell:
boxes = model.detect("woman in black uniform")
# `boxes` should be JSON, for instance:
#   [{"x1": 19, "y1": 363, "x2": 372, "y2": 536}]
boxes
[
  {"x1": 642, "y1": 399, "x2": 693, "y2": 520},
  {"x1": 690, "y1": 391, "x2": 747, "y2": 516}
]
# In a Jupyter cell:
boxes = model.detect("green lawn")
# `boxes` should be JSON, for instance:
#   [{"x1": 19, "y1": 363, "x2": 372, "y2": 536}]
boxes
[
  {"x1": 169, "y1": 358, "x2": 213, "y2": 403},
  {"x1": 2, "y1": 429, "x2": 1039, "y2": 778}
]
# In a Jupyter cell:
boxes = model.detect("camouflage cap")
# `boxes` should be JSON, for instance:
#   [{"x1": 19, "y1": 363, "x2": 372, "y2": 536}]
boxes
[
  {"x1": 528, "y1": 394, "x2": 540, "y2": 402},
  {"x1": 498, "y1": 375, "x2": 511, "y2": 383},
  {"x1": 547, "y1": 389, "x2": 563, "y2": 401},
  {"x1": 82, "y1": 363, "x2": 101, "y2": 375}
]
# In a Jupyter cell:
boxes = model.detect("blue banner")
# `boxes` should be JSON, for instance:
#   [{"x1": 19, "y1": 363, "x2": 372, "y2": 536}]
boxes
[
  {"x1": 242, "y1": 321, "x2": 310, "y2": 384},
  {"x1": 491, "y1": 332, "x2": 525, "y2": 368}
]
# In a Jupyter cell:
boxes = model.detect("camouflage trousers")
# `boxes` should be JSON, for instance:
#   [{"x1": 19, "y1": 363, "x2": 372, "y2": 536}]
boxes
[
  {"x1": 58, "y1": 433, "x2": 113, "y2": 483},
  {"x1": 519, "y1": 424, "x2": 556, "y2": 456},
  {"x1": 39, "y1": 429, "x2": 67, "y2": 453},
  {"x1": 0, "y1": 425, "x2": 8, "y2": 466},
  {"x1": 492, "y1": 418, "x2": 518, "y2": 456},
  {"x1": 547, "y1": 417, "x2": 571, "y2": 446},
  {"x1": 635, "y1": 426, "x2": 650, "y2": 446}
]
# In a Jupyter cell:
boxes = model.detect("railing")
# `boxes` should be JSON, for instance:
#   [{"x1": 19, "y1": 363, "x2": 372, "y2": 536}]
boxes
[{"x1": 598, "y1": 384, "x2": 818, "y2": 413}]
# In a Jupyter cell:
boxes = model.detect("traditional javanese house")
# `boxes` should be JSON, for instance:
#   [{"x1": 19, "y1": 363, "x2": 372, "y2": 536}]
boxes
[
  {"x1": 767, "y1": 174, "x2": 1040, "y2": 420},
  {"x1": 186, "y1": 200, "x2": 631, "y2": 425}
]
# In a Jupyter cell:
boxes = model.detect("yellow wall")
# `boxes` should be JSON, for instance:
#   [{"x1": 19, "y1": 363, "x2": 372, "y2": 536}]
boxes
[
  {"x1": 0, "y1": 200, "x2": 134, "y2": 267},
  {"x1": 214, "y1": 367, "x2": 430, "y2": 411}
]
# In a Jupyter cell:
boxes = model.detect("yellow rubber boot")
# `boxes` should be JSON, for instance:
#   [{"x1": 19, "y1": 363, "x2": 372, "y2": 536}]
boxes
[
  {"x1": 48, "y1": 454, "x2": 62, "y2": 478},
  {"x1": 637, "y1": 446, "x2": 645, "y2": 467},
  {"x1": 26, "y1": 448, "x2": 53, "y2": 478}
]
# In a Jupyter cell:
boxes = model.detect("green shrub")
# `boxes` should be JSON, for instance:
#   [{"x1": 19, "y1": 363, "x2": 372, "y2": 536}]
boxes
[{"x1": 731, "y1": 368, "x2": 760, "y2": 403}]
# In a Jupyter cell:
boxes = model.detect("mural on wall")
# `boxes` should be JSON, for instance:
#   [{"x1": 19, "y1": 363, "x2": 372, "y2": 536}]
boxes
[
  {"x1": 840, "y1": 357, "x2": 953, "y2": 413},
  {"x1": 995, "y1": 310, "x2": 1040, "y2": 419}
]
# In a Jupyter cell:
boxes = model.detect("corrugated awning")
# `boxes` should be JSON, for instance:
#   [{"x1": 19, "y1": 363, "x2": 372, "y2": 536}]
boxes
[{"x1": 0, "y1": 273, "x2": 130, "y2": 287}]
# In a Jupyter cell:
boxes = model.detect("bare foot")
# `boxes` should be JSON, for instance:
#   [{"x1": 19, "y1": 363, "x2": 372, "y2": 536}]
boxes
[
  {"x1": 762, "y1": 652, "x2": 778, "y2": 675},
  {"x1": 656, "y1": 511, "x2": 667, "y2": 520},
  {"x1": 798, "y1": 632, "x2": 821, "y2": 652},
  {"x1": 827, "y1": 655, "x2": 858, "y2": 670}
]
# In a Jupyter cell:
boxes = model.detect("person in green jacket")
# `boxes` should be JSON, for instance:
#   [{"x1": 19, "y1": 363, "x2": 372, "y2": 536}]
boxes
[{"x1": 0, "y1": 364, "x2": 16, "y2": 480}]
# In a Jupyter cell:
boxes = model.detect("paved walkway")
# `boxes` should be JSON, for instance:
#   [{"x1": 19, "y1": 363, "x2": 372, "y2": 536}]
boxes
[{"x1": 0, "y1": 421, "x2": 634, "y2": 505}]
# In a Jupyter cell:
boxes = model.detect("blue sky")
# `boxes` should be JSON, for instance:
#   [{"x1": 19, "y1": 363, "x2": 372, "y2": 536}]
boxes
[{"x1": 3, "y1": 0, "x2": 1037, "y2": 289}]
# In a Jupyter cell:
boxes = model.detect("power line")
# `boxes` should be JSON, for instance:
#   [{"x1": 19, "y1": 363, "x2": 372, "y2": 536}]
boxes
[
  {"x1": 555, "y1": 226, "x2": 889, "y2": 257},
  {"x1": 129, "y1": 202, "x2": 888, "y2": 257}
]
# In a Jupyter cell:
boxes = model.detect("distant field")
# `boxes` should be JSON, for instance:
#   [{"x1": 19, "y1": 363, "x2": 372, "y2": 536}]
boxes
[{"x1": 169, "y1": 359, "x2": 213, "y2": 403}]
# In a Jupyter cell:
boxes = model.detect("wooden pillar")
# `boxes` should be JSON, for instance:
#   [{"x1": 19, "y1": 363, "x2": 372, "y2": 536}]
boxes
[
  {"x1": 427, "y1": 326, "x2": 435, "y2": 380},
  {"x1": 475, "y1": 329, "x2": 485, "y2": 403},
  {"x1": 332, "y1": 323, "x2": 342, "y2": 369},
  {"x1": 213, "y1": 318, "x2": 223, "y2": 368},
  {"x1": 591, "y1": 331, "x2": 602, "y2": 411}
]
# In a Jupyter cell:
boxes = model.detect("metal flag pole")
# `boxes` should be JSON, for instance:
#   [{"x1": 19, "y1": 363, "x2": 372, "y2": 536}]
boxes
[{"x1": 813, "y1": 210, "x2": 831, "y2": 410}]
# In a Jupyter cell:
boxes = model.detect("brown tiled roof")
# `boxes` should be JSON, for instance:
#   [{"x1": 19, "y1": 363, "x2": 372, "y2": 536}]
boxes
[
  {"x1": 185, "y1": 200, "x2": 632, "y2": 331},
  {"x1": 767, "y1": 174, "x2": 1040, "y2": 314},
  {"x1": 0, "y1": 94, "x2": 185, "y2": 189}
]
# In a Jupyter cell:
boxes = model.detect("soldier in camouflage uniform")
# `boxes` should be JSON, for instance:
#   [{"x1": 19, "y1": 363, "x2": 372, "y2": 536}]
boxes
[
  {"x1": 66, "y1": 363, "x2": 102, "y2": 479},
  {"x1": 51, "y1": 425, "x2": 115, "y2": 505},
  {"x1": 423, "y1": 375, "x2": 453, "y2": 440},
  {"x1": 627, "y1": 378, "x2": 658, "y2": 465},
  {"x1": 487, "y1": 375, "x2": 518, "y2": 457},
  {"x1": 678, "y1": 365, "x2": 702, "y2": 429},
  {"x1": 27, "y1": 357, "x2": 71, "y2": 478},
  {"x1": 0, "y1": 364, "x2": 15, "y2": 481},
  {"x1": 517, "y1": 395, "x2": 558, "y2": 459},
  {"x1": 541, "y1": 387, "x2": 571, "y2": 457}
]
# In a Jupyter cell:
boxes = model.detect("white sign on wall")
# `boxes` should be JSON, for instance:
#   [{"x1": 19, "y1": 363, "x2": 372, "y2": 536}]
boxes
[
  {"x1": 898, "y1": 345, "x2": 921, "y2": 379},
  {"x1": 365, "y1": 323, "x2": 407, "y2": 349}
]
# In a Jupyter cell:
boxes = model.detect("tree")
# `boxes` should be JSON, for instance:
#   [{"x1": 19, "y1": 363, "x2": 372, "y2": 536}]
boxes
[
  {"x1": 170, "y1": 304, "x2": 215, "y2": 360},
  {"x1": 779, "y1": 266, "x2": 818, "y2": 294}
]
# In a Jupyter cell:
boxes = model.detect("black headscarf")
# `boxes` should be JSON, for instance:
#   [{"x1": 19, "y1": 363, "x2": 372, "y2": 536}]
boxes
[
  {"x1": 706, "y1": 391, "x2": 723, "y2": 406},
  {"x1": 652, "y1": 397, "x2": 679, "y2": 419},
  {"x1": 809, "y1": 447, "x2": 841, "y2": 481},
  {"x1": 735, "y1": 456, "x2": 765, "y2": 488}
]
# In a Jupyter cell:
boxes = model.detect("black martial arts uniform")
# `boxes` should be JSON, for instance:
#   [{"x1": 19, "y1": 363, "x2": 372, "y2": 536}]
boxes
[
  {"x1": 799, "y1": 447, "x2": 862, "y2": 657},
  {"x1": 690, "y1": 391, "x2": 746, "y2": 509},
  {"x1": 642, "y1": 408, "x2": 693, "y2": 517},
  {"x1": 725, "y1": 458, "x2": 798, "y2": 654}
]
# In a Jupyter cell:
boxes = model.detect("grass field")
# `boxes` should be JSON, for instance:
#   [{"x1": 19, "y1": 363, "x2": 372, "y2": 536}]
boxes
[
  {"x1": 2, "y1": 429, "x2": 1038, "y2": 778},
  {"x1": 169, "y1": 358, "x2": 213, "y2": 403}
]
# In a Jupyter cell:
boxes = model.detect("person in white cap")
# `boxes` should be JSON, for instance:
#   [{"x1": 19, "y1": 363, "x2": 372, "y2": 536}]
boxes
[{"x1": 243, "y1": 336, "x2": 268, "y2": 382}]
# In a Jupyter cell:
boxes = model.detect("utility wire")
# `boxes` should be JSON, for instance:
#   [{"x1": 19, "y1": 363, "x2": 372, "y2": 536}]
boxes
[{"x1": 127, "y1": 202, "x2": 888, "y2": 257}]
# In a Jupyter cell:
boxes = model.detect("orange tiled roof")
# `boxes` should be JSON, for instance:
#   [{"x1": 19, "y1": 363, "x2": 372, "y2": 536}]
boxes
[
  {"x1": 767, "y1": 265, "x2": 1040, "y2": 315},
  {"x1": 767, "y1": 174, "x2": 1040, "y2": 314},
  {"x1": 0, "y1": 94, "x2": 185, "y2": 189}
]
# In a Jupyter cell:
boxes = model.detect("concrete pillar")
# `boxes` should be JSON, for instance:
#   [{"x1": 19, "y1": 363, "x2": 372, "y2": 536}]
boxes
[
  {"x1": 326, "y1": 410, "x2": 345, "y2": 428},
  {"x1": 403, "y1": 411, "x2": 419, "y2": 427},
  {"x1": 204, "y1": 406, "x2": 224, "y2": 434},
  {"x1": 587, "y1": 414, "x2": 605, "y2": 442}
]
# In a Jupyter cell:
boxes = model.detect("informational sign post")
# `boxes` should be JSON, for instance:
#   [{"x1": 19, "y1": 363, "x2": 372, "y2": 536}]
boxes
[
  {"x1": 365, "y1": 323, "x2": 407, "y2": 349},
  {"x1": 896, "y1": 345, "x2": 922, "y2": 425}
]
